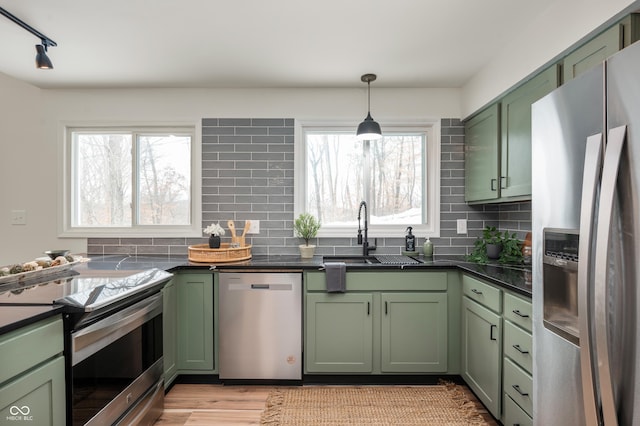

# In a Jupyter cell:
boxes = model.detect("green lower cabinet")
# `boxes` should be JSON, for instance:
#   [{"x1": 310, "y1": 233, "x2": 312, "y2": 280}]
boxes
[
  {"x1": 176, "y1": 273, "x2": 214, "y2": 372},
  {"x1": 0, "y1": 356, "x2": 66, "y2": 426},
  {"x1": 305, "y1": 292, "x2": 374, "y2": 373},
  {"x1": 305, "y1": 290, "x2": 448, "y2": 375},
  {"x1": 162, "y1": 279, "x2": 178, "y2": 386},
  {"x1": 461, "y1": 296, "x2": 502, "y2": 418},
  {"x1": 380, "y1": 292, "x2": 448, "y2": 373},
  {"x1": 503, "y1": 394, "x2": 533, "y2": 426}
]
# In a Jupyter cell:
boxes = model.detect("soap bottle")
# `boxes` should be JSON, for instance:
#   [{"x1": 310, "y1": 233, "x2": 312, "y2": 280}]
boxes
[
  {"x1": 405, "y1": 227, "x2": 416, "y2": 252},
  {"x1": 423, "y1": 238, "x2": 433, "y2": 258}
]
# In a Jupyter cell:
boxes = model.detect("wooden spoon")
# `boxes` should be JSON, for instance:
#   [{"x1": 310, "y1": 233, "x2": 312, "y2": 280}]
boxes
[
  {"x1": 239, "y1": 220, "x2": 250, "y2": 247},
  {"x1": 227, "y1": 220, "x2": 237, "y2": 245}
]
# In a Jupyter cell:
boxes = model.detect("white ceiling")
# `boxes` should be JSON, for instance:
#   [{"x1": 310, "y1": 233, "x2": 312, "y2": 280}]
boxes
[{"x1": 0, "y1": 0, "x2": 557, "y2": 90}]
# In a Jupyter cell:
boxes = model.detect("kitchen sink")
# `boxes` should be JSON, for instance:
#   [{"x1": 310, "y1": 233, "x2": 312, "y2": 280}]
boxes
[
  {"x1": 322, "y1": 255, "x2": 423, "y2": 265},
  {"x1": 322, "y1": 256, "x2": 380, "y2": 264}
]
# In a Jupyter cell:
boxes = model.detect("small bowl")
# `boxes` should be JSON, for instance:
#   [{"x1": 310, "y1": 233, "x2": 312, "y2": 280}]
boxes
[{"x1": 44, "y1": 250, "x2": 70, "y2": 260}]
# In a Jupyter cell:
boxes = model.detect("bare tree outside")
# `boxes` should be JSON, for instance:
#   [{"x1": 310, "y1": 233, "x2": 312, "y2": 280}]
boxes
[
  {"x1": 72, "y1": 131, "x2": 191, "y2": 228},
  {"x1": 306, "y1": 132, "x2": 423, "y2": 226},
  {"x1": 75, "y1": 133, "x2": 132, "y2": 226}
]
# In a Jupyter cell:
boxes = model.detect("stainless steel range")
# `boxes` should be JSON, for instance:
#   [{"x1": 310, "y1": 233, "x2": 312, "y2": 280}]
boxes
[{"x1": 0, "y1": 267, "x2": 172, "y2": 426}]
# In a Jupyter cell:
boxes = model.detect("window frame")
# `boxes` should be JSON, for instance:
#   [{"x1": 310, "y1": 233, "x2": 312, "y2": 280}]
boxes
[
  {"x1": 294, "y1": 119, "x2": 440, "y2": 238},
  {"x1": 60, "y1": 123, "x2": 202, "y2": 238}
]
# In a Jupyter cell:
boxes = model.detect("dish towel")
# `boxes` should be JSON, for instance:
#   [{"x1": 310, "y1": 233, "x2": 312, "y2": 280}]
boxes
[{"x1": 324, "y1": 262, "x2": 346, "y2": 293}]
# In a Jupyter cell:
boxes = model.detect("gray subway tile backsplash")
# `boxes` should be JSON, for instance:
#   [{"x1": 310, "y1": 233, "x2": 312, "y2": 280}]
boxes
[{"x1": 88, "y1": 118, "x2": 532, "y2": 257}]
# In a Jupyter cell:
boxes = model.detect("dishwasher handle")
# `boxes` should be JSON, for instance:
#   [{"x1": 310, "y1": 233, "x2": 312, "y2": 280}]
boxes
[{"x1": 227, "y1": 283, "x2": 293, "y2": 291}]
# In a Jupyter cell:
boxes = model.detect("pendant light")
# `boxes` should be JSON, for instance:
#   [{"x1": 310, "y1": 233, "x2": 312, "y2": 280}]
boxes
[{"x1": 356, "y1": 73, "x2": 382, "y2": 140}]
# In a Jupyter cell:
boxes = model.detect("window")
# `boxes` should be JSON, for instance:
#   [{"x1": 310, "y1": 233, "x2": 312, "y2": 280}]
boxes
[
  {"x1": 295, "y1": 120, "x2": 440, "y2": 237},
  {"x1": 63, "y1": 126, "x2": 200, "y2": 237}
]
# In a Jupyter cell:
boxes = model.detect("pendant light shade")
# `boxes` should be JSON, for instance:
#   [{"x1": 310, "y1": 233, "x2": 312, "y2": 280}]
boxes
[{"x1": 356, "y1": 73, "x2": 382, "y2": 141}]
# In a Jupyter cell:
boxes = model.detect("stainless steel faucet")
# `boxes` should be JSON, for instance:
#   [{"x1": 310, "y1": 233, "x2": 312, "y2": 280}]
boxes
[{"x1": 357, "y1": 201, "x2": 376, "y2": 256}]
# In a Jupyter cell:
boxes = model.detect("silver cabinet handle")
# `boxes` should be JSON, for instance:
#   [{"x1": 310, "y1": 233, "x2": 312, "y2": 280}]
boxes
[
  {"x1": 577, "y1": 133, "x2": 603, "y2": 424},
  {"x1": 471, "y1": 288, "x2": 483, "y2": 295},
  {"x1": 490, "y1": 178, "x2": 497, "y2": 191},
  {"x1": 594, "y1": 125, "x2": 626, "y2": 425}
]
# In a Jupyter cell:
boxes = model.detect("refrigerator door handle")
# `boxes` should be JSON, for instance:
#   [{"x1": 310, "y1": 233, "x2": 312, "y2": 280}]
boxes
[
  {"x1": 594, "y1": 125, "x2": 627, "y2": 426},
  {"x1": 577, "y1": 132, "x2": 604, "y2": 426}
]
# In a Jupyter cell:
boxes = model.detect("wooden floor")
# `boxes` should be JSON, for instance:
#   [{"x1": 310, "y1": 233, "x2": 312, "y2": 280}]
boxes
[{"x1": 154, "y1": 383, "x2": 499, "y2": 426}]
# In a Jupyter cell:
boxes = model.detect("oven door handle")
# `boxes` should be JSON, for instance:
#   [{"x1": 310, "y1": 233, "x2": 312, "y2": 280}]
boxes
[{"x1": 72, "y1": 292, "x2": 163, "y2": 366}]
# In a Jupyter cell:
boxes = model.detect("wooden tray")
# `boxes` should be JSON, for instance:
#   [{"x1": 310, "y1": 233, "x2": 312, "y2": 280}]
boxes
[{"x1": 188, "y1": 243, "x2": 252, "y2": 263}]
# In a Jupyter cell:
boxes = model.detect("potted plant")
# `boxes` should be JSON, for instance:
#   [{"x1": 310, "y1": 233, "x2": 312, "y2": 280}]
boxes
[
  {"x1": 467, "y1": 226, "x2": 524, "y2": 264},
  {"x1": 294, "y1": 213, "x2": 321, "y2": 258},
  {"x1": 203, "y1": 223, "x2": 226, "y2": 248}
]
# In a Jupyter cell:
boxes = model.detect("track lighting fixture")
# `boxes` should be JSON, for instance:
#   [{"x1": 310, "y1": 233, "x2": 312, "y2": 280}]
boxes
[
  {"x1": 0, "y1": 6, "x2": 57, "y2": 69},
  {"x1": 356, "y1": 73, "x2": 382, "y2": 140}
]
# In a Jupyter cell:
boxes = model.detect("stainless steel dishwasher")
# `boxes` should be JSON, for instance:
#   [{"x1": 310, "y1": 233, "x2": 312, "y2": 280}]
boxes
[{"x1": 219, "y1": 271, "x2": 302, "y2": 381}]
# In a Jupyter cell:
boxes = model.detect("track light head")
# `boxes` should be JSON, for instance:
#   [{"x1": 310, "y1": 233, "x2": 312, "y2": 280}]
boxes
[{"x1": 35, "y1": 44, "x2": 54, "y2": 69}]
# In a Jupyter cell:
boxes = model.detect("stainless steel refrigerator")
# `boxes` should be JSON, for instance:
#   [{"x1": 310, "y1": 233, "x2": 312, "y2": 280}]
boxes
[{"x1": 531, "y1": 40, "x2": 640, "y2": 425}]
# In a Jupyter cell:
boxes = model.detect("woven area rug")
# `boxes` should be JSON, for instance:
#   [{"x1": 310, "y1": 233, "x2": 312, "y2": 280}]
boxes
[{"x1": 260, "y1": 383, "x2": 490, "y2": 425}]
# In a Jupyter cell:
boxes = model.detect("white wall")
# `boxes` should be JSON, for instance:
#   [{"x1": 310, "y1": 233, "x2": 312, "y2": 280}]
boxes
[
  {"x1": 1, "y1": 80, "x2": 461, "y2": 264},
  {"x1": 462, "y1": 0, "x2": 640, "y2": 118}
]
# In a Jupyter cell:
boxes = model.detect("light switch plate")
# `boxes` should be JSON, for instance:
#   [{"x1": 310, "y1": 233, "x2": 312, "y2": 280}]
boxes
[
  {"x1": 456, "y1": 218, "x2": 467, "y2": 234},
  {"x1": 246, "y1": 220, "x2": 260, "y2": 234},
  {"x1": 11, "y1": 209, "x2": 27, "y2": 225}
]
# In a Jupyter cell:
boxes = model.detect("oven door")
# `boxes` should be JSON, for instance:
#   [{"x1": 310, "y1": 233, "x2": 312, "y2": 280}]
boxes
[{"x1": 70, "y1": 292, "x2": 163, "y2": 426}]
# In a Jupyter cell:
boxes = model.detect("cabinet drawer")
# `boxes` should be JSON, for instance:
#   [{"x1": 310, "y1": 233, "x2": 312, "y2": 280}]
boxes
[
  {"x1": 504, "y1": 321, "x2": 533, "y2": 374},
  {"x1": 462, "y1": 275, "x2": 502, "y2": 313},
  {"x1": 0, "y1": 315, "x2": 63, "y2": 385},
  {"x1": 504, "y1": 293, "x2": 532, "y2": 332},
  {"x1": 503, "y1": 394, "x2": 533, "y2": 426},
  {"x1": 504, "y1": 357, "x2": 533, "y2": 417}
]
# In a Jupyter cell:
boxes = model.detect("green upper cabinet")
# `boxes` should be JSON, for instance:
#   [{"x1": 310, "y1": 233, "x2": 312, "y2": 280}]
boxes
[
  {"x1": 564, "y1": 14, "x2": 640, "y2": 83},
  {"x1": 500, "y1": 64, "x2": 559, "y2": 199},
  {"x1": 464, "y1": 104, "x2": 500, "y2": 203},
  {"x1": 465, "y1": 65, "x2": 558, "y2": 204}
]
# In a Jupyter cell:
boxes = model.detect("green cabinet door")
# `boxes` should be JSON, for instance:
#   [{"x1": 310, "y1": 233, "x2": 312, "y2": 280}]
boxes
[
  {"x1": 305, "y1": 292, "x2": 374, "y2": 373},
  {"x1": 464, "y1": 103, "x2": 500, "y2": 203},
  {"x1": 564, "y1": 24, "x2": 622, "y2": 82},
  {"x1": 0, "y1": 356, "x2": 66, "y2": 426},
  {"x1": 461, "y1": 297, "x2": 502, "y2": 418},
  {"x1": 500, "y1": 64, "x2": 559, "y2": 199},
  {"x1": 176, "y1": 273, "x2": 214, "y2": 371},
  {"x1": 162, "y1": 279, "x2": 178, "y2": 386},
  {"x1": 381, "y1": 292, "x2": 448, "y2": 373}
]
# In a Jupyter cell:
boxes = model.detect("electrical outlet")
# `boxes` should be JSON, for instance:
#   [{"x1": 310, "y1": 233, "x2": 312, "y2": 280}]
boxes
[
  {"x1": 246, "y1": 220, "x2": 260, "y2": 234},
  {"x1": 11, "y1": 210, "x2": 27, "y2": 225},
  {"x1": 456, "y1": 218, "x2": 467, "y2": 234}
]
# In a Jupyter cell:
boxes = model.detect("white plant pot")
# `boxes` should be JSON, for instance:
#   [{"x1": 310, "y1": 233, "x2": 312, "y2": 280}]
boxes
[{"x1": 299, "y1": 244, "x2": 316, "y2": 259}]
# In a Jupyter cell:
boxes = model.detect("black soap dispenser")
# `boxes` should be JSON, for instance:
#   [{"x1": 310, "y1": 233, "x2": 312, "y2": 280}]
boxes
[{"x1": 405, "y1": 226, "x2": 416, "y2": 252}]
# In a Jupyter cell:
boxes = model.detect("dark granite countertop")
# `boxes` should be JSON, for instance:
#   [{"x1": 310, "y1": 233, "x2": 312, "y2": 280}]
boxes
[
  {"x1": 82, "y1": 254, "x2": 532, "y2": 297},
  {"x1": 0, "y1": 305, "x2": 65, "y2": 335},
  {"x1": 0, "y1": 253, "x2": 531, "y2": 334}
]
